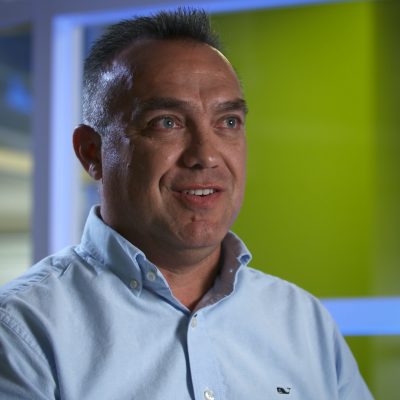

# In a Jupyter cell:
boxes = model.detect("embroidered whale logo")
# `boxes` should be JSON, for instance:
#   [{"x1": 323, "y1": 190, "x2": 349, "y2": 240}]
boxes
[{"x1": 277, "y1": 387, "x2": 291, "y2": 394}]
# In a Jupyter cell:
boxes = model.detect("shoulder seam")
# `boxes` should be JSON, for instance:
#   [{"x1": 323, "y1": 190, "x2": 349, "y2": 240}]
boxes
[
  {"x1": 0, "y1": 308, "x2": 48, "y2": 363},
  {"x1": 0, "y1": 269, "x2": 51, "y2": 304},
  {"x1": 0, "y1": 248, "x2": 81, "y2": 304}
]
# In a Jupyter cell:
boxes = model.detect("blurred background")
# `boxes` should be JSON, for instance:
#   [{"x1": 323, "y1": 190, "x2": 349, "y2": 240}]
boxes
[{"x1": 0, "y1": 0, "x2": 399, "y2": 398}]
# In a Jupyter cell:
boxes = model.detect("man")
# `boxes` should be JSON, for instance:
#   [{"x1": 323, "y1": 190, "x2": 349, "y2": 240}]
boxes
[{"x1": 0, "y1": 8, "x2": 373, "y2": 400}]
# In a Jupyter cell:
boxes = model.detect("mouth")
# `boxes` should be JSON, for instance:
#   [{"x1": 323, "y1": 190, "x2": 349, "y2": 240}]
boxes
[
  {"x1": 172, "y1": 185, "x2": 223, "y2": 209},
  {"x1": 181, "y1": 188, "x2": 217, "y2": 196}
]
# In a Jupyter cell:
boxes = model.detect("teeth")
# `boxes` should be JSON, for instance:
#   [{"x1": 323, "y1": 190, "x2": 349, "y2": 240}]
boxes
[{"x1": 183, "y1": 189, "x2": 215, "y2": 196}]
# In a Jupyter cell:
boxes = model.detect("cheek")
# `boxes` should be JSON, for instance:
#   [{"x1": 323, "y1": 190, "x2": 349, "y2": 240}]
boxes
[
  {"x1": 229, "y1": 145, "x2": 247, "y2": 211},
  {"x1": 103, "y1": 145, "x2": 123, "y2": 171},
  {"x1": 101, "y1": 138, "x2": 137, "y2": 196},
  {"x1": 101, "y1": 135, "x2": 132, "y2": 170},
  {"x1": 132, "y1": 141, "x2": 181, "y2": 181},
  {"x1": 229, "y1": 140, "x2": 247, "y2": 181}
]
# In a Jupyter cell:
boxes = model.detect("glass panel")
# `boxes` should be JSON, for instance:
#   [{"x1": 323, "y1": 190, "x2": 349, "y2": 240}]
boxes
[{"x1": 0, "y1": 24, "x2": 32, "y2": 285}]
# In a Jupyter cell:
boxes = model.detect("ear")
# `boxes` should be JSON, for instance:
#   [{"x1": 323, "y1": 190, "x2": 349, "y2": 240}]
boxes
[{"x1": 73, "y1": 124, "x2": 103, "y2": 180}]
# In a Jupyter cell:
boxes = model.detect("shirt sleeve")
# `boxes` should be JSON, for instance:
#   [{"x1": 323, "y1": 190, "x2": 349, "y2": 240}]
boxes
[
  {"x1": 0, "y1": 310, "x2": 58, "y2": 400},
  {"x1": 334, "y1": 327, "x2": 375, "y2": 400},
  {"x1": 341, "y1": 376, "x2": 375, "y2": 400}
]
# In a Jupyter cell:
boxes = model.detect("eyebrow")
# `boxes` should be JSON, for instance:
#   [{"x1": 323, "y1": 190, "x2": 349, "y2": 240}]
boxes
[
  {"x1": 214, "y1": 99, "x2": 248, "y2": 115},
  {"x1": 131, "y1": 97, "x2": 248, "y2": 120}
]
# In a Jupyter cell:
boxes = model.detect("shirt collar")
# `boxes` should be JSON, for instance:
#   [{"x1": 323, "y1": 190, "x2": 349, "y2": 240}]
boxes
[
  {"x1": 78, "y1": 206, "x2": 147, "y2": 293},
  {"x1": 195, "y1": 231, "x2": 252, "y2": 310},
  {"x1": 78, "y1": 205, "x2": 252, "y2": 309}
]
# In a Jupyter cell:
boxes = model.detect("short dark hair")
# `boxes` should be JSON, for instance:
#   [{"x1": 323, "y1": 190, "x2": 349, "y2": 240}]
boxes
[{"x1": 82, "y1": 8, "x2": 221, "y2": 136}]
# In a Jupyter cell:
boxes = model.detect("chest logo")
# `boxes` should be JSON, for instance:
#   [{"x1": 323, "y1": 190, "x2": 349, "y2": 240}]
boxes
[{"x1": 277, "y1": 387, "x2": 291, "y2": 394}]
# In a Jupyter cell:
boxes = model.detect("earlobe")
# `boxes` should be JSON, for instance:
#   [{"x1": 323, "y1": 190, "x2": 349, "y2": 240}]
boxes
[
  {"x1": 88, "y1": 162, "x2": 102, "y2": 180},
  {"x1": 72, "y1": 124, "x2": 103, "y2": 181}
]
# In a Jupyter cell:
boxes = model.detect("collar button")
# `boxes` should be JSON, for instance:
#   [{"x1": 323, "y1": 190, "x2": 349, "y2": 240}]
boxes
[
  {"x1": 129, "y1": 279, "x2": 139, "y2": 289},
  {"x1": 146, "y1": 271, "x2": 156, "y2": 282}
]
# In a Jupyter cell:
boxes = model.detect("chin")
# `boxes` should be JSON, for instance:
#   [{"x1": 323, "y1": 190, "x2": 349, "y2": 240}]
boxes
[{"x1": 177, "y1": 222, "x2": 228, "y2": 250}]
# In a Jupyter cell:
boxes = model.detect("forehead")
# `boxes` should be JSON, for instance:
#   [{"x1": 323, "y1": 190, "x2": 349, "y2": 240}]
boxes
[{"x1": 114, "y1": 39, "x2": 243, "y2": 101}]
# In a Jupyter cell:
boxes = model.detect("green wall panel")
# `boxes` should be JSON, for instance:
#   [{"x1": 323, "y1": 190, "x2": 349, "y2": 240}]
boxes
[
  {"x1": 374, "y1": 0, "x2": 400, "y2": 296},
  {"x1": 213, "y1": 2, "x2": 375, "y2": 298}
]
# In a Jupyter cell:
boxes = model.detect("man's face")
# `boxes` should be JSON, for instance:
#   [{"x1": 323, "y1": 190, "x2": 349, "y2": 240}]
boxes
[{"x1": 100, "y1": 39, "x2": 247, "y2": 262}]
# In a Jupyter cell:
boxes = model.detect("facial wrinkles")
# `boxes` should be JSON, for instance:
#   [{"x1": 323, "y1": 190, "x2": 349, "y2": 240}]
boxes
[
  {"x1": 183, "y1": 66, "x2": 244, "y2": 120},
  {"x1": 121, "y1": 44, "x2": 243, "y2": 139},
  {"x1": 169, "y1": 126, "x2": 239, "y2": 193},
  {"x1": 115, "y1": 42, "x2": 243, "y2": 176},
  {"x1": 96, "y1": 40, "x2": 247, "y2": 262},
  {"x1": 154, "y1": 98, "x2": 244, "y2": 193}
]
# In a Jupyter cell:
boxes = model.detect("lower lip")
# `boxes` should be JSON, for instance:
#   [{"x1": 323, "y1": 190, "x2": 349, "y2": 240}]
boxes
[{"x1": 174, "y1": 191, "x2": 222, "y2": 209}]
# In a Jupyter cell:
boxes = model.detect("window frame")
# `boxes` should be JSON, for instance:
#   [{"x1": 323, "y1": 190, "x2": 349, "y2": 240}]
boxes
[{"x1": 0, "y1": 0, "x2": 397, "y2": 336}]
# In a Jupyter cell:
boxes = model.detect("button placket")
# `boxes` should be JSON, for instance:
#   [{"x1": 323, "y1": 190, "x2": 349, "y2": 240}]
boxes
[{"x1": 186, "y1": 311, "x2": 224, "y2": 400}]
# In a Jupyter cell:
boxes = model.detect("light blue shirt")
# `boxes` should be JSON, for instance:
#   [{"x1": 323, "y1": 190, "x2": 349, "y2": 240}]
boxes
[{"x1": 0, "y1": 206, "x2": 373, "y2": 399}]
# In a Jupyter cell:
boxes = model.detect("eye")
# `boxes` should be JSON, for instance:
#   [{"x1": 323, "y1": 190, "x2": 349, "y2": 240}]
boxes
[
  {"x1": 226, "y1": 116, "x2": 238, "y2": 128},
  {"x1": 148, "y1": 116, "x2": 181, "y2": 130},
  {"x1": 219, "y1": 116, "x2": 243, "y2": 130},
  {"x1": 160, "y1": 117, "x2": 175, "y2": 129}
]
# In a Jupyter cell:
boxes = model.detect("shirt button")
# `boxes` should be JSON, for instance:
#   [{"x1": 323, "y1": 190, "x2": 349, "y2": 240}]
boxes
[
  {"x1": 204, "y1": 389, "x2": 215, "y2": 400},
  {"x1": 129, "y1": 279, "x2": 138, "y2": 289},
  {"x1": 146, "y1": 271, "x2": 156, "y2": 282},
  {"x1": 191, "y1": 315, "x2": 197, "y2": 328}
]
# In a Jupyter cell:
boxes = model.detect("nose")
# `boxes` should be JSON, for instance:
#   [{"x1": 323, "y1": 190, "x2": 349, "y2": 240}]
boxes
[{"x1": 181, "y1": 129, "x2": 220, "y2": 169}]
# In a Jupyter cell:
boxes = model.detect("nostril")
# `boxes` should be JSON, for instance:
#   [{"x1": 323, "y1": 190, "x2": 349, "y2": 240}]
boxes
[
  {"x1": 191, "y1": 162, "x2": 205, "y2": 170},
  {"x1": 182, "y1": 145, "x2": 219, "y2": 169}
]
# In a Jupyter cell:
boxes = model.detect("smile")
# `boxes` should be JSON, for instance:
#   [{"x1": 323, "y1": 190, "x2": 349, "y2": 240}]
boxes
[{"x1": 181, "y1": 189, "x2": 216, "y2": 196}]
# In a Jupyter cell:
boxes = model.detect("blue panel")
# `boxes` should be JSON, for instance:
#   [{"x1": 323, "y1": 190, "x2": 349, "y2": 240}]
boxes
[
  {"x1": 58, "y1": 0, "x2": 350, "y2": 26},
  {"x1": 322, "y1": 297, "x2": 400, "y2": 336}
]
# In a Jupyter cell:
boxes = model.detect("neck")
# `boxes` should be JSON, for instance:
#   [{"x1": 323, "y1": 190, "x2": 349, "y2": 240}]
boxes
[
  {"x1": 154, "y1": 246, "x2": 222, "y2": 311},
  {"x1": 99, "y1": 207, "x2": 223, "y2": 310}
]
